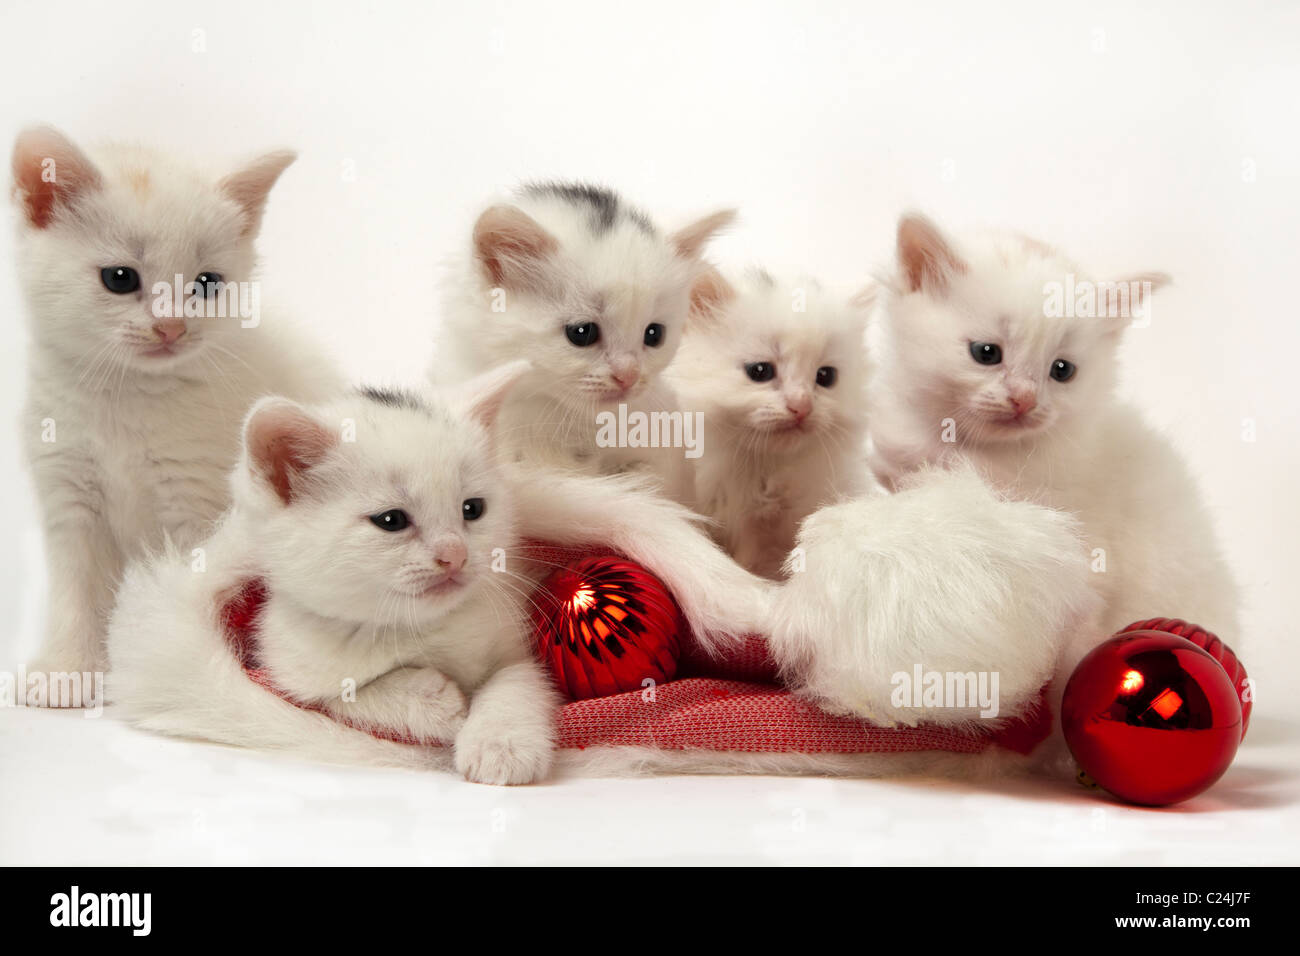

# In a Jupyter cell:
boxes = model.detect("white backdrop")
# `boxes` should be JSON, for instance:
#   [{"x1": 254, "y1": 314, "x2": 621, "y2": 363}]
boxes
[{"x1": 0, "y1": 0, "x2": 1297, "y2": 863}]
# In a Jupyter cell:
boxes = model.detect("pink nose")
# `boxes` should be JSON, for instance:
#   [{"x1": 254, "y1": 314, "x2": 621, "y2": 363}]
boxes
[
  {"x1": 1009, "y1": 391, "x2": 1037, "y2": 416},
  {"x1": 786, "y1": 393, "x2": 813, "y2": 421},
  {"x1": 434, "y1": 537, "x2": 467, "y2": 574},
  {"x1": 608, "y1": 355, "x2": 640, "y2": 390},
  {"x1": 152, "y1": 318, "x2": 187, "y2": 344},
  {"x1": 612, "y1": 369, "x2": 639, "y2": 390}
]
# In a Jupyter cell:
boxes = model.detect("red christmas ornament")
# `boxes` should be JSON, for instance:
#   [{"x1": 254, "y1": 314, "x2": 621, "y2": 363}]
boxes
[
  {"x1": 530, "y1": 556, "x2": 683, "y2": 700},
  {"x1": 1119, "y1": 618, "x2": 1251, "y2": 739},
  {"x1": 1062, "y1": 629, "x2": 1243, "y2": 806}
]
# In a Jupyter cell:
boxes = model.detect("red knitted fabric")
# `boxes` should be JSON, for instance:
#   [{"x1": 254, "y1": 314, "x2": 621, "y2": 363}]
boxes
[
  {"x1": 220, "y1": 579, "x2": 426, "y2": 747},
  {"x1": 217, "y1": 548, "x2": 1052, "y2": 759}
]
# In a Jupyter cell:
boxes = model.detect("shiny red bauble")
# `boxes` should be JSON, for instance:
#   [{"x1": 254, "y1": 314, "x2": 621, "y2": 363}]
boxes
[
  {"x1": 530, "y1": 556, "x2": 684, "y2": 700},
  {"x1": 1119, "y1": 617, "x2": 1252, "y2": 739},
  {"x1": 1062, "y1": 628, "x2": 1243, "y2": 806}
]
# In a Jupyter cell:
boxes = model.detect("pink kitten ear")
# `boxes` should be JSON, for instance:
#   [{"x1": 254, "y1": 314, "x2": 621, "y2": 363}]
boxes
[
  {"x1": 473, "y1": 204, "x2": 559, "y2": 290},
  {"x1": 243, "y1": 397, "x2": 337, "y2": 506},
  {"x1": 688, "y1": 266, "x2": 737, "y2": 322},
  {"x1": 459, "y1": 359, "x2": 532, "y2": 430},
  {"x1": 11, "y1": 126, "x2": 102, "y2": 229},
  {"x1": 219, "y1": 150, "x2": 297, "y2": 237},
  {"x1": 671, "y1": 208, "x2": 737, "y2": 259},
  {"x1": 1100, "y1": 271, "x2": 1171, "y2": 333},
  {"x1": 897, "y1": 213, "x2": 967, "y2": 294},
  {"x1": 1115, "y1": 272, "x2": 1171, "y2": 304}
]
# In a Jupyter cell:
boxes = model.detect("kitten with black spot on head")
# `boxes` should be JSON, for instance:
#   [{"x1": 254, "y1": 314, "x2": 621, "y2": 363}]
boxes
[
  {"x1": 108, "y1": 364, "x2": 560, "y2": 784},
  {"x1": 668, "y1": 268, "x2": 874, "y2": 578},
  {"x1": 108, "y1": 360, "x2": 782, "y2": 777},
  {"x1": 11, "y1": 126, "x2": 340, "y2": 681},
  {"x1": 432, "y1": 182, "x2": 735, "y2": 503},
  {"x1": 868, "y1": 213, "x2": 1240, "y2": 677}
]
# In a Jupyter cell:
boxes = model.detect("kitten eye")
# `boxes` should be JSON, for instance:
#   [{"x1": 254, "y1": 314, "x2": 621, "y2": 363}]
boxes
[
  {"x1": 1050, "y1": 359, "x2": 1077, "y2": 382},
  {"x1": 815, "y1": 366, "x2": 837, "y2": 388},
  {"x1": 970, "y1": 342, "x2": 1003, "y2": 366},
  {"x1": 369, "y1": 509, "x2": 410, "y2": 532},
  {"x1": 643, "y1": 323, "x2": 665, "y2": 347},
  {"x1": 745, "y1": 362, "x2": 776, "y2": 383},
  {"x1": 194, "y1": 272, "x2": 224, "y2": 297},
  {"x1": 462, "y1": 498, "x2": 486, "y2": 521},
  {"x1": 100, "y1": 266, "x2": 140, "y2": 294},
  {"x1": 565, "y1": 322, "x2": 600, "y2": 347}
]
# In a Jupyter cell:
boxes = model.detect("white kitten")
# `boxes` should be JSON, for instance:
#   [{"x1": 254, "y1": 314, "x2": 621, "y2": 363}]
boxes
[
  {"x1": 668, "y1": 269, "x2": 873, "y2": 578},
  {"x1": 108, "y1": 364, "x2": 561, "y2": 784},
  {"x1": 12, "y1": 126, "x2": 340, "y2": 680},
  {"x1": 108, "y1": 361, "x2": 777, "y2": 780},
  {"x1": 432, "y1": 182, "x2": 734, "y2": 502},
  {"x1": 868, "y1": 214, "x2": 1240, "y2": 673}
]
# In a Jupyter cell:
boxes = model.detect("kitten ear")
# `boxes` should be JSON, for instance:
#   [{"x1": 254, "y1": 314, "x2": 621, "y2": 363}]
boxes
[
  {"x1": 458, "y1": 359, "x2": 532, "y2": 430},
  {"x1": 473, "y1": 204, "x2": 559, "y2": 290},
  {"x1": 11, "y1": 126, "x2": 103, "y2": 229},
  {"x1": 243, "y1": 397, "x2": 337, "y2": 506},
  {"x1": 897, "y1": 213, "x2": 967, "y2": 294},
  {"x1": 1102, "y1": 271, "x2": 1171, "y2": 333},
  {"x1": 670, "y1": 208, "x2": 737, "y2": 259},
  {"x1": 688, "y1": 266, "x2": 737, "y2": 323},
  {"x1": 219, "y1": 150, "x2": 297, "y2": 237},
  {"x1": 1114, "y1": 271, "x2": 1171, "y2": 304}
]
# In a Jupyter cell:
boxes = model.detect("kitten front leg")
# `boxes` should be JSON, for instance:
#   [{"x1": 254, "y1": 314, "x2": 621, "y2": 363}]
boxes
[
  {"x1": 161, "y1": 513, "x2": 221, "y2": 554},
  {"x1": 455, "y1": 659, "x2": 559, "y2": 785},
  {"x1": 318, "y1": 665, "x2": 469, "y2": 744},
  {"x1": 30, "y1": 512, "x2": 122, "y2": 684},
  {"x1": 731, "y1": 523, "x2": 787, "y2": 581}
]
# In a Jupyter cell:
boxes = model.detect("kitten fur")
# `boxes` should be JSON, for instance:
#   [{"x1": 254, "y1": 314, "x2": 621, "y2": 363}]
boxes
[
  {"x1": 108, "y1": 363, "x2": 777, "y2": 779},
  {"x1": 12, "y1": 126, "x2": 340, "y2": 680},
  {"x1": 668, "y1": 268, "x2": 873, "y2": 578},
  {"x1": 768, "y1": 466, "x2": 1099, "y2": 729},
  {"x1": 867, "y1": 214, "x2": 1240, "y2": 713},
  {"x1": 431, "y1": 182, "x2": 735, "y2": 502},
  {"x1": 108, "y1": 365, "x2": 560, "y2": 784}
]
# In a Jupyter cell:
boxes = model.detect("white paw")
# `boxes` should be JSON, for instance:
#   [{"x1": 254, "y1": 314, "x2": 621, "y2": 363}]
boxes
[
  {"x1": 404, "y1": 668, "x2": 469, "y2": 742},
  {"x1": 25, "y1": 652, "x2": 105, "y2": 708},
  {"x1": 755, "y1": 478, "x2": 788, "y2": 518},
  {"x1": 454, "y1": 722, "x2": 554, "y2": 786},
  {"x1": 692, "y1": 572, "x2": 776, "y2": 640}
]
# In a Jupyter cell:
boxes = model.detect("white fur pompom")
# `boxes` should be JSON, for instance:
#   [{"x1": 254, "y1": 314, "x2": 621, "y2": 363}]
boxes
[{"x1": 769, "y1": 467, "x2": 1099, "y2": 728}]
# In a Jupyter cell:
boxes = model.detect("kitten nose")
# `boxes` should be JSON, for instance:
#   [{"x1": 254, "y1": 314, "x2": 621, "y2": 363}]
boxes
[
  {"x1": 152, "y1": 318, "x2": 187, "y2": 344},
  {"x1": 433, "y1": 536, "x2": 467, "y2": 574},
  {"x1": 609, "y1": 355, "x2": 640, "y2": 390},
  {"x1": 786, "y1": 392, "x2": 813, "y2": 421},
  {"x1": 1008, "y1": 390, "x2": 1037, "y2": 416}
]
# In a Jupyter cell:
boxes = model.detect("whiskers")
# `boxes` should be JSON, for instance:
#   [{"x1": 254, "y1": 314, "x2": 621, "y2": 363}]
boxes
[
  {"x1": 392, "y1": 562, "x2": 457, "y2": 598},
  {"x1": 74, "y1": 339, "x2": 132, "y2": 395}
]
